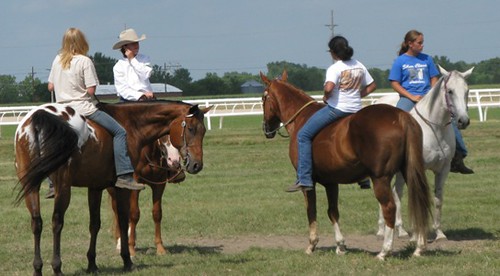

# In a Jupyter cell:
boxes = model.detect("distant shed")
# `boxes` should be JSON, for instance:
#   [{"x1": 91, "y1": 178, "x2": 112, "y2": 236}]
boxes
[
  {"x1": 241, "y1": 80, "x2": 264, "y2": 94},
  {"x1": 95, "y1": 83, "x2": 183, "y2": 100}
]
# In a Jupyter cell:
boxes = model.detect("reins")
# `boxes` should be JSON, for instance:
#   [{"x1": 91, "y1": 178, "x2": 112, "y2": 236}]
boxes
[
  {"x1": 139, "y1": 115, "x2": 192, "y2": 185},
  {"x1": 263, "y1": 99, "x2": 316, "y2": 137},
  {"x1": 140, "y1": 139, "x2": 185, "y2": 185}
]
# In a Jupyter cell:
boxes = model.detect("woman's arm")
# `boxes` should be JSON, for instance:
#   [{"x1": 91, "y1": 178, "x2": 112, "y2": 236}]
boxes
[{"x1": 391, "y1": 81, "x2": 422, "y2": 102}]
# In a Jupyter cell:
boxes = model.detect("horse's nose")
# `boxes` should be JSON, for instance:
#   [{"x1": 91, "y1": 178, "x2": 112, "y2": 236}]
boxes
[
  {"x1": 457, "y1": 117, "x2": 470, "y2": 129},
  {"x1": 189, "y1": 161, "x2": 203, "y2": 174}
]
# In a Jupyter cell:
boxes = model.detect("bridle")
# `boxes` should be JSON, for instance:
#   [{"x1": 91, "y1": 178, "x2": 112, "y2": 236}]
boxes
[
  {"x1": 414, "y1": 73, "x2": 456, "y2": 128},
  {"x1": 139, "y1": 115, "x2": 194, "y2": 185},
  {"x1": 262, "y1": 90, "x2": 316, "y2": 137},
  {"x1": 413, "y1": 73, "x2": 458, "y2": 158}
]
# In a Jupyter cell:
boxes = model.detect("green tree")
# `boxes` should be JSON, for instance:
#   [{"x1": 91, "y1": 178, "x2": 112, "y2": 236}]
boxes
[
  {"x1": 222, "y1": 71, "x2": 257, "y2": 94},
  {"x1": 92, "y1": 52, "x2": 117, "y2": 85},
  {"x1": 0, "y1": 75, "x2": 19, "y2": 103},
  {"x1": 266, "y1": 61, "x2": 324, "y2": 91},
  {"x1": 170, "y1": 68, "x2": 193, "y2": 92},
  {"x1": 187, "y1": 73, "x2": 229, "y2": 96},
  {"x1": 368, "y1": 68, "x2": 390, "y2": 89},
  {"x1": 150, "y1": 64, "x2": 172, "y2": 84}
]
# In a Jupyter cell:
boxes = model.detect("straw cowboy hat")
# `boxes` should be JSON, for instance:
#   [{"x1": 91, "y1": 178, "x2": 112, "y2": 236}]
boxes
[{"x1": 112, "y1": 28, "x2": 146, "y2": 50}]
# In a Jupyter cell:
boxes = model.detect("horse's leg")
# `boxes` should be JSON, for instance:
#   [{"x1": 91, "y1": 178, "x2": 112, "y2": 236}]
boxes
[
  {"x1": 393, "y1": 173, "x2": 409, "y2": 238},
  {"x1": 433, "y1": 170, "x2": 449, "y2": 241},
  {"x1": 373, "y1": 177, "x2": 396, "y2": 261},
  {"x1": 25, "y1": 190, "x2": 43, "y2": 276},
  {"x1": 151, "y1": 184, "x2": 168, "y2": 255},
  {"x1": 115, "y1": 187, "x2": 134, "y2": 271},
  {"x1": 106, "y1": 188, "x2": 122, "y2": 252},
  {"x1": 51, "y1": 185, "x2": 71, "y2": 276},
  {"x1": 303, "y1": 189, "x2": 318, "y2": 255},
  {"x1": 128, "y1": 190, "x2": 141, "y2": 257},
  {"x1": 324, "y1": 184, "x2": 346, "y2": 255},
  {"x1": 86, "y1": 189, "x2": 103, "y2": 273}
]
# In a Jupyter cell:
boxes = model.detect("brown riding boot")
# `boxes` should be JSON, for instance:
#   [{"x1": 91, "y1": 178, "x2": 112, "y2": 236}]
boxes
[{"x1": 450, "y1": 151, "x2": 474, "y2": 174}]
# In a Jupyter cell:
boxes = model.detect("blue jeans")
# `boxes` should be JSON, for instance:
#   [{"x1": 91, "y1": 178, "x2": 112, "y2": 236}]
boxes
[
  {"x1": 87, "y1": 110, "x2": 134, "y2": 176},
  {"x1": 396, "y1": 96, "x2": 468, "y2": 157},
  {"x1": 297, "y1": 105, "x2": 352, "y2": 186}
]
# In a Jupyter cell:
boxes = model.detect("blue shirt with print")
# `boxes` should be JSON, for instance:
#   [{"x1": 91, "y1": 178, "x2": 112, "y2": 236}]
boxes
[{"x1": 388, "y1": 53, "x2": 439, "y2": 96}]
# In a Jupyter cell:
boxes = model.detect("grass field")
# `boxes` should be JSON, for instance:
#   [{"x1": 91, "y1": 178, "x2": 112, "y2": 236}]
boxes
[{"x1": 0, "y1": 109, "x2": 499, "y2": 275}]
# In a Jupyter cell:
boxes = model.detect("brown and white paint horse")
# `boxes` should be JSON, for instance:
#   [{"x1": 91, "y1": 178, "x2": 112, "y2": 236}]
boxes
[{"x1": 14, "y1": 100, "x2": 210, "y2": 275}]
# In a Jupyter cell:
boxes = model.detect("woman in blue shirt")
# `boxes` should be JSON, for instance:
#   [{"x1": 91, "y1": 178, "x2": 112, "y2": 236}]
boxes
[{"x1": 389, "y1": 30, "x2": 473, "y2": 174}]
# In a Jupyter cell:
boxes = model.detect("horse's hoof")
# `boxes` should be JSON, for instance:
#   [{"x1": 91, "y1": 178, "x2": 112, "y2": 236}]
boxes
[
  {"x1": 412, "y1": 249, "x2": 424, "y2": 257},
  {"x1": 434, "y1": 235, "x2": 448, "y2": 242},
  {"x1": 305, "y1": 247, "x2": 314, "y2": 255},
  {"x1": 336, "y1": 245, "x2": 347, "y2": 255},
  {"x1": 398, "y1": 229, "x2": 410, "y2": 238},
  {"x1": 376, "y1": 253, "x2": 386, "y2": 261}
]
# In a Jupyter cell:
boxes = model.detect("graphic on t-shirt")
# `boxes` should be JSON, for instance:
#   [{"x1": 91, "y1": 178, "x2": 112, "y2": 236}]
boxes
[
  {"x1": 339, "y1": 68, "x2": 363, "y2": 92},
  {"x1": 404, "y1": 63, "x2": 427, "y2": 85}
]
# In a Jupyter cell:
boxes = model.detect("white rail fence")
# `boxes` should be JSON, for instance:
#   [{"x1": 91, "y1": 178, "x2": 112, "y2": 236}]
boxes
[{"x1": 1, "y1": 89, "x2": 499, "y2": 133}]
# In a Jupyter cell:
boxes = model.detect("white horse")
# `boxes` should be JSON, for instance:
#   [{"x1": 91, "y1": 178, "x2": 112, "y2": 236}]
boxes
[{"x1": 376, "y1": 65, "x2": 474, "y2": 241}]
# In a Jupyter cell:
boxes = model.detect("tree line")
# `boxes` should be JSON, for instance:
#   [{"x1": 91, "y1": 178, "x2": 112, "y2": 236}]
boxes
[{"x1": 1, "y1": 53, "x2": 499, "y2": 104}]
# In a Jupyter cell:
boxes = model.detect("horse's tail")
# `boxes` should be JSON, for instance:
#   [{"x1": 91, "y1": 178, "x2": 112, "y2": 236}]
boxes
[
  {"x1": 16, "y1": 109, "x2": 79, "y2": 203},
  {"x1": 402, "y1": 114, "x2": 432, "y2": 241}
]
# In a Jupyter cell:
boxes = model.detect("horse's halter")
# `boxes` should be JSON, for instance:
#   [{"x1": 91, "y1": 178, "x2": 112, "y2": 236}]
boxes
[
  {"x1": 261, "y1": 89, "x2": 316, "y2": 137},
  {"x1": 140, "y1": 115, "x2": 194, "y2": 185},
  {"x1": 414, "y1": 73, "x2": 456, "y2": 128},
  {"x1": 142, "y1": 138, "x2": 184, "y2": 185},
  {"x1": 413, "y1": 73, "x2": 457, "y2": 159}
]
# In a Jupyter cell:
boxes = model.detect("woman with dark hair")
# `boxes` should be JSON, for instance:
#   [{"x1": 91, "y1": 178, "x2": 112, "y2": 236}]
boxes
[
  {"x1": 287, "y1": 36, "x2": 377, "y2": 192},
  {"x1": 389, "y1": 29, "x2": 473, "y2": 174}
]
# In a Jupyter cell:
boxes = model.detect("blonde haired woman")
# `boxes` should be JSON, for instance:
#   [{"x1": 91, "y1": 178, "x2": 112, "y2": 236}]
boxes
[{"x1": 48, "y1": 28, "x2": 145, "y2": 190}]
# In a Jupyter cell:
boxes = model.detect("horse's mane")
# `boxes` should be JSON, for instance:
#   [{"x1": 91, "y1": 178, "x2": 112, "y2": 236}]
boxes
[
  {"x1": 276, "y1": 80, "x2": 316, "y2": 102},
  {"x1": 98, "y1": 99, "x2": 191, "y2": 107},
  {"x1": 417, "y1": 76, "x2": 445, "y2": 112}
]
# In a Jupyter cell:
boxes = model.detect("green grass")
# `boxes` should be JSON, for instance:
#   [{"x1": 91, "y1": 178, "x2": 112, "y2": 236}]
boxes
[{"x1": 0, "y1": 115, "x2": 499, "y2": 275}]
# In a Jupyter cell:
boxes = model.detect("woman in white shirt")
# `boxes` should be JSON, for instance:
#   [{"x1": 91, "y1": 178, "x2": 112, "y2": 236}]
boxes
[
  {"x1": 287, "y1": 36, "x2": 377, "y2": 192},
  {"x1": 112, "y1": 28, "x2": 155, "y2": 101}
]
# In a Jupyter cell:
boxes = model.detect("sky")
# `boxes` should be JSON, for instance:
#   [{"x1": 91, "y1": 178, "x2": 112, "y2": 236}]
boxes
[{"x1": 1, "y1": 0, "x2": 499, "y2": 83}]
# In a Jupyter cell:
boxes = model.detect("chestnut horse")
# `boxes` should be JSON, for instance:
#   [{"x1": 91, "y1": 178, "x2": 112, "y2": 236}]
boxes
[
  {"x1": 14, "y1": 100, "x2": 209, "y2": 275},
  {"x1": 108, "y1": 134, "x2": 187, "y2": 257},
  {"x1": 260, "y1": 71, "x2": 431, "y2": 260}
]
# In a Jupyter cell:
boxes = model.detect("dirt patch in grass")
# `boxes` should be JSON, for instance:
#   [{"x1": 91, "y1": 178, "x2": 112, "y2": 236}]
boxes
[{"x1": 170, "y1": 234, "x2": 491, "y2": 255}]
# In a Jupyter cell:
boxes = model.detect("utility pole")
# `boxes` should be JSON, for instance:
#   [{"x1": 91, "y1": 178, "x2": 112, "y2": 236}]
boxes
[
  {"x1": 325, "y1": 10, "x2": 338, "y2": 38},
  {"x1": 30, "y1": 66, "x2": 36, "y2": 102}
]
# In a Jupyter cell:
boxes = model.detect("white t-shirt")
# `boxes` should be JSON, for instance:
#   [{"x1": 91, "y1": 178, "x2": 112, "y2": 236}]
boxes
[
  {"x1": 48, "y1": 54, "x2": 99, "y2": 116},
  {"x1": 324, "y1": 59, "x2": 374, "y2": 113},
  {"x1": 113, "y1": 53, "x2": 153, "y2": 101}
]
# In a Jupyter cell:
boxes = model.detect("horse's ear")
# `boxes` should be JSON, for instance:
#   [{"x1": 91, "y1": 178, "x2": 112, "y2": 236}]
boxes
[
  {"x1": 188, "y1": 104, "x2": 200, "y2": 117},
  {"x1": 188, "y1": 104, "x2": 212, "y2": 116},
  {"x1": 460, "y1": 67, "x2": 474, "y2": 79},
  {"x1": 200, "y1": 105, "x2": 213, "y2": 114},
  {"x1": 260, "y1": 72, "x2": 271, "y2": 85},
  {"x1": 438, "y1": 64, "x2": 450, "y2": 77},
  {"x1": 281, "y1": 69, "x2": 288, "y2": 82}
]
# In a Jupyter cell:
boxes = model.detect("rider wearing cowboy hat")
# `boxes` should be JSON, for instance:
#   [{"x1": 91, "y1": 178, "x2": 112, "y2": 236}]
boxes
[{"x1": 113, "y1": 28, "x2": 155, "y2": 102}]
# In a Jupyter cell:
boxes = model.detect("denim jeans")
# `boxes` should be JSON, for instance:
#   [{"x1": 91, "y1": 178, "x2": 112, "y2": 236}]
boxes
[
  {"x1": 396, "y1": 96, "x2": 468, "y2": 157},
  {"x1": 87, "y1": 110, "x2": 134, "y2": 176},
  {"x1": 452, "y1": 120, "x2": 468, "y2": 156},
  {"x1": 297, "y1": 105, "x2": 352, "y2": 186}
]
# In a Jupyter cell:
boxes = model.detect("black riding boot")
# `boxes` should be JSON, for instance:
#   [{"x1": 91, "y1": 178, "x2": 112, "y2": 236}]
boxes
[{"x1": 450, "y1": 151, "x2": 474, "y2": 174}]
